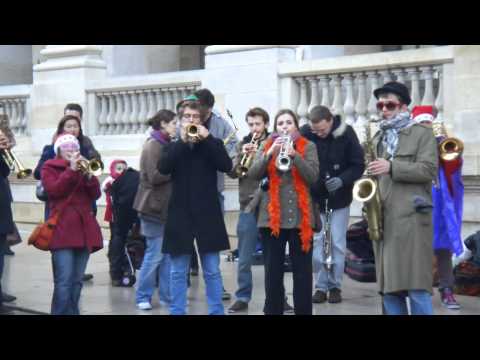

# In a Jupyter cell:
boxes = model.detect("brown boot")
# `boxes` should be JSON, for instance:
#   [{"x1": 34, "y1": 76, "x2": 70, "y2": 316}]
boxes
[{"x1": 328, "y1": 288, "x2": 342, "y2": 303}]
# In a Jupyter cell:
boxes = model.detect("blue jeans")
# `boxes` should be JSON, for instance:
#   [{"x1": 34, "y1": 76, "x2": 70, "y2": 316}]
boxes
[
  {"x1": 313, "y1": 206, "x2": 350, "y2": 292},
  {"x1": 136, "y1": 218, "x2": 171, "y2": 305},
  {"x1": 170, "y1": 252, "x2": 224, "y2": 315},
  {"x1": 51, "y1": 248, "x2": 90, "y2": 315},
  {"x1": 235, "y1": 212, "x2": 259, "y2": 303},
  {"x1": 383, "y1": 290, "x2": 433, "y2": 315}
]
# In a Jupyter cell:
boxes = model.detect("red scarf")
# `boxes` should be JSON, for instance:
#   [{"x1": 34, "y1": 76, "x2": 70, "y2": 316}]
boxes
[{"x1": 263, "y1": 136, "x2": 313, "y2": 253}]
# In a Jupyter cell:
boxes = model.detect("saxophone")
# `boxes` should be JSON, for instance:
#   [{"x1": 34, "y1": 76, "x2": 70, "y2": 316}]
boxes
[{"x1": 352, "y1": 118, "x2": 383, "y2": 242}]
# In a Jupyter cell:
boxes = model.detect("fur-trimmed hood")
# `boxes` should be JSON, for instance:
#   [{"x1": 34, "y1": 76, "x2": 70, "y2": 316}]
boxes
[{"x1": 331, "y1": 115, "x2": 348, "y2": 138}]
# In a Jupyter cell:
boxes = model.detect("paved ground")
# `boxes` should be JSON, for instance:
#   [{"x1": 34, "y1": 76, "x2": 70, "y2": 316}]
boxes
[{"x1": 2, "y1": 234, "x2": 479, "y2": 315}]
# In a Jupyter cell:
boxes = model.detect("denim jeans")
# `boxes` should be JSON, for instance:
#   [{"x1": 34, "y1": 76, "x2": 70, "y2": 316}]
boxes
[
  {"x1": 136, "y1": 218, "x2": 171, "y2": 305},
  {"x1": 383, "y1": 290, "x2": 433, "y2": 315},
  {"x1": 51, "y1": 248, "x2": 90, "y2": 315},
  {"x1": 235, "y1": 212, "x2": 259, "y2": 303},
  {"x1": 170, "y1": 252, "x2": 224, "y2": 315},
  {"x1": 313, "y1": 206, "x2": 350, "y2": 292}
]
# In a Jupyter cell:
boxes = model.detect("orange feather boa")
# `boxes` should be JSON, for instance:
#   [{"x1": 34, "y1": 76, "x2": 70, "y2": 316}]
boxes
[{"x1": 264, "y1": 136, "x2": 313, "y2": 252}]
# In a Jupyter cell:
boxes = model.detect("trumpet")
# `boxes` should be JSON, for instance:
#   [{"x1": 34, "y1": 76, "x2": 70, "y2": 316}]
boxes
[
  {"x1": 235, "y1": 133, "x2": 259, "y2": 178},
  {"x1": 275, "y1": 131, "x2": 293, "y2": 172},
  {"x1": 77, "y1": 158, "x2": 103, "y2": 177},
  {"x1": 185, "y1": 123, "x2": 201, "y2": 143},
  {"x1": 0, "y1": 115, "x2": 32, "y2": 179},
  {"x1": 1, "y1": 148, "x2": 32, "y2": 179},
  {"x1": 432, "y1": 121, "x2": 464, "y2": 161}
]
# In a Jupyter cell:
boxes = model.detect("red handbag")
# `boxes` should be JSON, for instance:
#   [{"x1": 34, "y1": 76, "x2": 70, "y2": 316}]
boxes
[{"x1": 28, "y1": 179, "x2": 82, "y2": 251}]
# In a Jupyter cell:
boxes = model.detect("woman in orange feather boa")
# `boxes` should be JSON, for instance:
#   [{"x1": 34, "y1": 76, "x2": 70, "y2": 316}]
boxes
[{"x1": 249, "y1": 109, "x2": 319, "y2": 315}]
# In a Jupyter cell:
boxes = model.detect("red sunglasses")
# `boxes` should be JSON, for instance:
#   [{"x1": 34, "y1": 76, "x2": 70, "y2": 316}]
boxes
[{"x1": 376, "y1": 101, "x2": 400, "y2": 111}]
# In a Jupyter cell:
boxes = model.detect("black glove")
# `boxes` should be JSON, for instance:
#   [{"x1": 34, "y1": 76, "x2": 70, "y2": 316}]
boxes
[{"x1": 325, "y1": 177, "x2": 343, "y2": 193}]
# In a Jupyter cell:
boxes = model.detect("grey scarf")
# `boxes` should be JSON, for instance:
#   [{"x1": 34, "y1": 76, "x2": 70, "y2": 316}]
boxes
[{"x1": 379, "y1": 111, "x2": 413, "y2": 158}]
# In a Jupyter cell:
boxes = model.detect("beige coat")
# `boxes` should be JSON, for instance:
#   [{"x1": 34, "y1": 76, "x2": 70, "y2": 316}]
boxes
[
  {"x1": 249, "y1": 138, "x2": 319, "y2": 230},
  {"x1": 133, "y1": 138, "x2": 172, "y2": 223},
  {"x1": 372, "y1": 123, "x2": 438, "y2": 295}
]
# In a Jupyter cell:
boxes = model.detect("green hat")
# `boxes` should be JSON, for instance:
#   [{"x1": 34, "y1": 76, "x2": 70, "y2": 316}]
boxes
[{"x1": 176, "y1": 94, "x2": 199, "y2": 112}]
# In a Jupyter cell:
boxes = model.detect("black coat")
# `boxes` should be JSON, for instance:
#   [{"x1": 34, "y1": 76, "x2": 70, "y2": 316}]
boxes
[
  {"x1": 300, "y1": 116, "x2": 365, "y2": 211},
  {"x1": 111, "y1": 168, "x2": 140, "y2": 234},
  {"x1": 158, "y1": 135, "x2": 233, "y2": 256},
  {"x1": 0, "y1": 156, "x2": 14, "y2": 235}
]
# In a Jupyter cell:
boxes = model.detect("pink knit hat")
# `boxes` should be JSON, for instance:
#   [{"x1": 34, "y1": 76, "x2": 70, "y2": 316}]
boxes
[{"x1": 53, "y1": 134, "x2": 80, "y2": 155}]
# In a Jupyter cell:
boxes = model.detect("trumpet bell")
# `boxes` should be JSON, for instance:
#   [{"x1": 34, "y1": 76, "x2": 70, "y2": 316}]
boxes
[
  {"x1": 17, "y1": 168, "x2": 32, "y2": 179},
  {"x1": 352, "y1": 177, "x2": 377, "y2": 203},
  {"x1": 276, "y1": 155, "x2": 291, "y2": 172},
  {"x1": 439, "y1": 137, "x2": 463, "y2": 161}
]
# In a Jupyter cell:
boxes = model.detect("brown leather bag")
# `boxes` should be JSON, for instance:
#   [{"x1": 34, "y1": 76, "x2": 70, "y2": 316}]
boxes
[{"x1": 28, "y1": 179, "x2": 82, "y2": 251}]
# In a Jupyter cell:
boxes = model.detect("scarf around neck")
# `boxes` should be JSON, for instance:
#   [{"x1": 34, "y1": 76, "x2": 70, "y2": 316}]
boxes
[
  {"x1": 379, "y1": 111, "x2": 413, "y2": 158},
  {"x1": 151, "y1": 130, "x2": 171, "y2": 145},
  {"x1": 263, "y1": 135, "x2": 313, "y2": 253}
]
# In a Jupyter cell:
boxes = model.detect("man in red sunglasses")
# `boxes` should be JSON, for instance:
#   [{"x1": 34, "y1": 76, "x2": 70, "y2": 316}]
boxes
[{"x1": 369, "y1": 81, "x2": 438, "y2": 315}]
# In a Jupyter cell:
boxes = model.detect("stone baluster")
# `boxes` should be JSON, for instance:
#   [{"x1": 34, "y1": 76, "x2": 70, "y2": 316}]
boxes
[
  {"x1": 164, "y1": 88, "x2": 173, "y2": 112},
  {"x1": 354, "y1": 72, "x2": 368, "y2": 129},
  {"x1": 97, "y1": 93, "x2": 107, "y2": 135},
  {"x1": 173, "y1": 88, "x2": 183, "y2": 110},
  {"x1": 180, "y1": 87, "x2": 189, "y2": 102},
  {"x1": 129, "y1": 91, "x2": 139, "y2": 133},
  {"x1": 105, "y1": 93, "x2": 115, "y2": 135},
  {"x1": 318, "y1": 75, "x2": 331, "y2": 108},
  {"x1": 19, "y1": 98, "x2": 27, "y2": 135},
  {"x1": 10, "y1": 99, "x2": 19, "y2": 134},
  {"x1": 296, "y1": 77, "x2": 309, "y2": 126},
  {"x1": 420, "y1": 66, "x2": 435, "y2": 105},
  {"x1": 307, "y1": 77, "x2": 320, "y2": 114},
  {"x1": 114, "y1": 93, "x2": 123, "y2": 134},
  {"x1": 121, "y1": 92, "x2": 131, "y2": 134},
  {"x1": 366, "y1": 71, "x2": 380, "y2": 118},
  {"x1": 435, "y1": 66, "x2": 444, "y2": 121},
  {"x1": 138, "y1": 90, "x2": 148, "y2": 133},
  {"x1": 154, "y1": 89, "x2": 164, "y2": 113},
  {"x1": 4, "y1": 100, "x2": 12, "y2": 125},
  {"x1": 146, "y1": 89, "x2": 156, "y2": 121},
  {"x1": 392, "y1": 68, "x2": 406, "y2": 84},
  {"x1": 379, "y1": 69, "x2": 392, "y2": 84},
  {"x1": 343, "y1": 73, "x2": 355, "y2": 125},
  {"x1": 331, "y1": 74, "x2": 343, "y2": 116},
  {"x1": 407, "y1": 67, "x2": 421, "y2": 110}
]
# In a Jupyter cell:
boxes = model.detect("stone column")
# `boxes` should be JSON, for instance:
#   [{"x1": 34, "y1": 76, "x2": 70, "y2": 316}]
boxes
[{"x1": 30, "y1": 45, "x2": 107, "y2": 153}]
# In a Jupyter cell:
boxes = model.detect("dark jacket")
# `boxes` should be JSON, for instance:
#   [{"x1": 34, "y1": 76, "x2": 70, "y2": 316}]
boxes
[
  {"x1": 34, "y1": 135, "x2": 101, "y2": 180},
  {"x1": 0, "y1": 156, "x2": 14, "y2": 235},
  {"x1": 158, "y1": 135, "x2": 233, "y2": 256},
  {"x1": 111, "y1": 168, "x2": 140, "y2": 235},
  {"x1": 300, "y1": 116, "x2": 365, "y2": 211},
  {"x1": 133, "y1": 137, "x2": 172, "y2": 223},
  {"x1": 41, "y1": 158, "x2": 103, "y2": 253}
]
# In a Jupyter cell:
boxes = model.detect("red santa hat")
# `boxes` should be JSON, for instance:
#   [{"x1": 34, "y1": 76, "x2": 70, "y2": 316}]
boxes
[{"x1": 411, "y1": 105, "x2": 435, "y2": 124}]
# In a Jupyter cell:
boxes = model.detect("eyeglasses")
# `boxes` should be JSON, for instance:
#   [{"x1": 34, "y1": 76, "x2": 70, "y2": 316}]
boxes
[
  {"x1": 183, "y1": 114, "x2": 201, "y2": 120},
  {"x1": 376, "y1": 101, "x2": 400, "y2": 112}
]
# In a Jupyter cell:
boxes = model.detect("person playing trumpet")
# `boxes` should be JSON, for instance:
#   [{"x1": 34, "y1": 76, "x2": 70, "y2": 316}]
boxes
[
  {"x1": 158, "y1": 99, "x2": 233, "y2": 315},
  {"x1": 41, "y1": 134, "x2": 103, "y2": 315},
  {"x1": 249, "y1": 109, "x2": 319, "y2": 315},
  {"x1": 0, "y1": 127, "x2": 15, "y2": 313},
  {"x1": 226, "y1": 107, "x2": 271, "y2": 313}
]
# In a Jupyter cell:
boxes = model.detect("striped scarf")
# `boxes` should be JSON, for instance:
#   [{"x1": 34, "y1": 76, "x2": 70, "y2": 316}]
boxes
[{"x1": 379, "y1": 111, "x2": 413, "y2": 158}]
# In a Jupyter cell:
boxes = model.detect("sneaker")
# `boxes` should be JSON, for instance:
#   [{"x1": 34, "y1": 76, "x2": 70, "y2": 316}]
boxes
[
  {"x1": 284, "y1": 299, "x2": 294, "y2": 314},
  {"x1": 312, "y1": 290, "x2": 327, "y2": 304},
  {"x1": 222, "y1": 289, "x2": 232, "y2": 301},
  {"x1": 4, "y1": 247, "x2": 14, "y2": 256},
  {"x1": 440, "y1": 288, "x2": 461, "y2": 310},
  {"x1": 228, "y1": 300, "x2": 248, "y2": 313},
  {"x1": 328, "y1": 288, "x2": 342, "y2": 304},
  {"x1": 137, "y1": 302, "x2": 153, "y2": 311}
]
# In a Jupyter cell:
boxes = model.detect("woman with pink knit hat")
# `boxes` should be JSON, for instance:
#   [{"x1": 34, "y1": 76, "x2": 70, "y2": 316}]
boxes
[{"x1": 41, "y1": 133, "x2": 103, "y2": 315}]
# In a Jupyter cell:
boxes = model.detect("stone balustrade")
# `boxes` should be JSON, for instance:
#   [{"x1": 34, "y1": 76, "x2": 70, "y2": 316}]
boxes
[
  {"x1": 0, "y1": 85, "x2": 31, "y2": 136},
  {"x1": 279, "y1": 46, "x2": 454, "y2": 141},
  {"x1": 86, "y1": 72, "x2": 202, "y2": 135}
]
